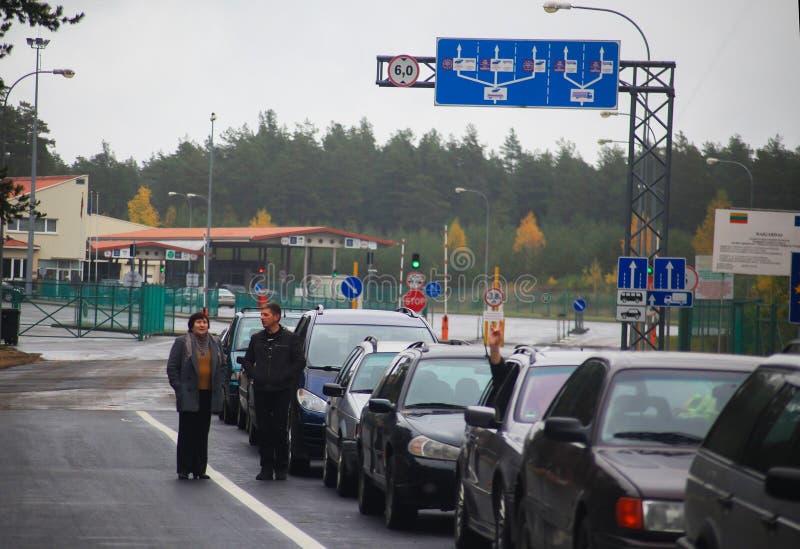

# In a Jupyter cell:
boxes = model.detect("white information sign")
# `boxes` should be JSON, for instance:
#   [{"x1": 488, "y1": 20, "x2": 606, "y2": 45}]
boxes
[
  {"x1": 695, "y1": 255, "x2": 734, "y2": 300},
  {"x1": 712, "y1": 209, "x2": 800, "y2": 276},
  {"x1": 616, "y1": 306, "x2": 646, "y2": 322}
]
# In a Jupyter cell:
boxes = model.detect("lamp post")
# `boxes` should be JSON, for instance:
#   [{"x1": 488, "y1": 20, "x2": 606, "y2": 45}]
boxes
[
  {"x1": 454, "y1": 187, "x2": 489, "y2": 288},
  {"x1": 706, "y1": 157, "x2": 755, "y2": 209},
  {"x1": 167, "y1": 191, "x2": 194, "y2": 228},
  {"x1": 203, "y1": 113, "x2": 217, "y2": 313}
]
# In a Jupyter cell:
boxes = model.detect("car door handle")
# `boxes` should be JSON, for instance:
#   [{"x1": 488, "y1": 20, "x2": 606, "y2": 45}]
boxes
[
  {"x1": 716, "y1": 493, "x2": 733, "y2": 510},
  {"x1": 760, "y1": 513, "x2": 778, "y2": 530}
]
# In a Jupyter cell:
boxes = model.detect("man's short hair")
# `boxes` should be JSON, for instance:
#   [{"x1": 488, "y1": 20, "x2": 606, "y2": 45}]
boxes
[{"x1": 263, "y1": 302, "x2": 281, "y2": 318}]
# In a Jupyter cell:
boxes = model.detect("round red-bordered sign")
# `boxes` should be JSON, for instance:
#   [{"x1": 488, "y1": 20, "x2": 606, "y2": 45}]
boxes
[
  {"x1": 484, "y1": 287, "x2": 506, "y2": 308},
  {"x1": 387, "y1": 54, "x2": 419, "y2": 87}
]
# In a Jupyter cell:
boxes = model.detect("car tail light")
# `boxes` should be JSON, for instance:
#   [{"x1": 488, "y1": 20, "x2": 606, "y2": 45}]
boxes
[{"x1": 616, "y1": 497, "x2": 644, "y2": 530}]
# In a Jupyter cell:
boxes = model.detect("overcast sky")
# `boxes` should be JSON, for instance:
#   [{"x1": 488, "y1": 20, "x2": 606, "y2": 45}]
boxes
[{"x1": 3, "y1": 0, "x2": 799, "y2": 169}]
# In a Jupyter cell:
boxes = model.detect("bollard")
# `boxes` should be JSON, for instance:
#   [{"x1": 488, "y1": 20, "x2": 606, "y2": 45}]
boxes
[
  {"x1": 257, "y1": 294, "x2": 267, "y2": 307},
  {"x1": 441, "y1": 314, "x2": 449, "y2": 341}
]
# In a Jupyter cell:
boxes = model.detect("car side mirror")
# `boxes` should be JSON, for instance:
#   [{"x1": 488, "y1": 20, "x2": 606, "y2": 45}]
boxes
[
  {"x1": 765, "y1": 467, "x2": 800, "y2": 501},
  {"x1": 368, "y1": 398, "x2": 395, "y2": 414},
  {"x1": 236, "y1": 356, "x2": 245, "y2": 365},
  {"x1": 322, "y1": 383, "x2": 345, "y2": 398},
  {"x1": 465, "y1": 406, "x2": 500, "y2": 429},
  {"x1": 543, "y1": 416, "x2": 588, "y2": 444}
]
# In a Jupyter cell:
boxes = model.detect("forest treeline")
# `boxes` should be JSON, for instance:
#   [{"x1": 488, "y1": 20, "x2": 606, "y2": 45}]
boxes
[{"x1": 4, "y1": 105, "x2": 799, "y2": 283}]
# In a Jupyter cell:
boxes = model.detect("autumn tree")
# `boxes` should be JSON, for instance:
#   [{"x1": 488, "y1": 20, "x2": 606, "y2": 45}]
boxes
[
  {"x1": 448, "y1": 218, "x2": 467, "y2": 249},
  {"x1": 128, "y1": 186, "x2": 160, "y2": 226},
  {"x1": 249, "y1": 208, "x2": 276, "y2": 228},
  {"x1": 513, "y1": 211, "x2": 546, "y2": 274},
  {"x1": 692, "y1": 190, "x2": 731, "y2": 255},
  {"x1": 163, "y1": 205, "x2": 177, "y2": 227}
]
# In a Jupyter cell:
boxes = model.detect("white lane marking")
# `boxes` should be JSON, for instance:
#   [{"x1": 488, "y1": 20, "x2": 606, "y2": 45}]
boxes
[{"x1": 136, "y1": 411, "x2": 325, "y2": 549}]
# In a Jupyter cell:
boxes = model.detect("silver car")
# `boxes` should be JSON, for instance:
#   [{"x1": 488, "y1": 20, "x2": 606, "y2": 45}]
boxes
[{"x1": 322, "y1": 338, "x2": 414, "y2": 496}]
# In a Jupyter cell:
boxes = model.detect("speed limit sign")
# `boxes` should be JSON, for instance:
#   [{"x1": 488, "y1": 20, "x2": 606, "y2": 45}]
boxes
[
  {"x1": 387, "y1": 54, "x2": 419, "y2": 87},
  {"x1": 484, "y1": 287, "x2": 506, "y2": 308}
]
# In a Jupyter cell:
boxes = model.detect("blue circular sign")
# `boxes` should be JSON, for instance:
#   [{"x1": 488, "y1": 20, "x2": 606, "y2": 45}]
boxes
[
  {"x1": 341, "y1": 276, "x2": 363, "y2": 299},
  {"x1": 573, "y1": 298, "x2": 587, "y2": 313},
  {"x1": 424, "y1": 281, "x2": 442, "y2": 298}
]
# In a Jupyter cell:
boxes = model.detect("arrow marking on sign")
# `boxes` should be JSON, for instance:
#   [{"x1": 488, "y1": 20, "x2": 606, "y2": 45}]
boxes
[{"x1": 628, "y1": 260, "x2": 638, "y2": 289}]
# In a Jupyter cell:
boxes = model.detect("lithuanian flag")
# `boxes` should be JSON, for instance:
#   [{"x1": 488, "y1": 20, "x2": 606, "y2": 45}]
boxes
[{"x1": 729, "y1": 212, "x2": 748, "y2": 224}]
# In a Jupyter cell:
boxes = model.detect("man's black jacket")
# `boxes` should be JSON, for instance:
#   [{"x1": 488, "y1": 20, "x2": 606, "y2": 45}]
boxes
[{"x1": 242, "y1": 326, "x2": 306, "y2": 391}]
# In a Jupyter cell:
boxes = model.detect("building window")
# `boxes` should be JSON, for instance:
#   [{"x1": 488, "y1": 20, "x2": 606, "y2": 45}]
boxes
[{"x1": 7, "y1": 217, "x2": 58, "y2": 233}]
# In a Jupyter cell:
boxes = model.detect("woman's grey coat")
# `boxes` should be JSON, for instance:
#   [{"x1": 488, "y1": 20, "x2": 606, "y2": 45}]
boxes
[{"x1": 166, "y1": 333, "x2": 226, "y2": 413}]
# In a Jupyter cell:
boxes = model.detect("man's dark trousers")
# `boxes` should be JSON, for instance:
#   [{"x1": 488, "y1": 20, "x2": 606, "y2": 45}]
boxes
[{"x1": 254, "y1": 388, "x2": 292, "y2": 474}]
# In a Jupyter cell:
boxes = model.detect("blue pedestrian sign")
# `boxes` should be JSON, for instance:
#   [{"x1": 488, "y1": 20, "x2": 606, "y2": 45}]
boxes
[
  {"x1": 436, "y1": 38, "x2": 620, "y2": 109},
  {"x1": 573, "y1": 298, "x2": 587, "y2": 313},
  {"x1": 617, "y1": 257, "x2": 648, "y2": 289},
  {"x1": 790, "y1": 252, "x2": 800, "y2": 324},
  {"x1": 341, "y1": 276, "x2": 363, "y2": 299},
  {"x1": 653, "y1": 258, "x2": 686, "y2": 291},
  {"x1": 424, "y1": 281, "x2": 442, "y2": 298}
]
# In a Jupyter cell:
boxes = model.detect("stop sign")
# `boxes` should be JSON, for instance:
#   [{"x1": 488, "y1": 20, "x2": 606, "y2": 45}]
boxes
[{"x1": 403, "y1": 289, "x2": 427, "y2": 313}]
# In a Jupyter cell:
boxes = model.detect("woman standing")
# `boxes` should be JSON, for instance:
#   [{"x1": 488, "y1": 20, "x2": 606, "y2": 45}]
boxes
[{"x1": 166, "y1": 311, "x2": 225, "y2": 480}]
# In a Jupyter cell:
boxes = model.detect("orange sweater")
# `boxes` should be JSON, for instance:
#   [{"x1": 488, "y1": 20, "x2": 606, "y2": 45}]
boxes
[{"x1": 197, "y1": 349, "x2": 211, "y2": 390}]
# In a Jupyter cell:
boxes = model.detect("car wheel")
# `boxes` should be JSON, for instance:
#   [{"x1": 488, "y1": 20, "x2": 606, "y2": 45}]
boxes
[
  {"x1": 287, "y1": 425, "x2": 310, "y2": 476},
  {"x1": 247, "y1": 413, "x2": 258, "y2": 446},
  {"x1": 492, "y1": 487, "x2": 512, "y2": 549},
  {"x1": 237, "y1": 404, "x2": 247, "y2": 430},
  {"x1": 358, "y1": 463, "x2": 383, "y2": 515},
  {"x1": 322, "y1": 444, "x2": 336, "y2": 488},
  {"x1": 335, "y1": 447, "x2": 355, "y2": 497},
  {"x1": 384, "y1": 458, "x2": 417, "y2": 529},
  {"x1": 454, "y1": 473, "x2": 484, "y2": 548},
  {"x1": 575, "y1": 516, "x2": 594, "y2": 549}
]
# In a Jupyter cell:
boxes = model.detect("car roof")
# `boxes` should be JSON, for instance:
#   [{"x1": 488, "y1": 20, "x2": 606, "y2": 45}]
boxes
[
  {"x1": 237, "y1": 307, "x2": 304, "y2": 318},
  {"x1": 533, "y1": 349, "x2": 598, "y2": 367},
  {"x1": 576, "y1": 351, "x2": 760, "y2": 373},
  {"x1": 409, "y1": 343, "x2": 490, "y2": 359},
  {"x1": 759, "y1": 353, "x2": 800, "y2": 371},
  {"x1": 308, "y1": 307, "x2": 428, "y2": 326}
]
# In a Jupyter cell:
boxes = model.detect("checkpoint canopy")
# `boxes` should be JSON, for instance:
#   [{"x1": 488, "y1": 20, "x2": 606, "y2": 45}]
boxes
[{"x1": 435, "y1": 38, "x2": 620, "y2": 109}]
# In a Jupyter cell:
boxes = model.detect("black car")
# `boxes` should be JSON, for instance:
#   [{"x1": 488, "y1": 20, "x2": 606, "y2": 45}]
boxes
[
  {"x1": 680, "y1": 353, "x2": 800, "y2": 549},
  {"x1": 322, "y1": 338, "x2": 413, "y2": 496},
  {"x1": 357, "y1": 343, "x2": 494, "y2": 529},
  {"x1": 455, "y1": 348, "x2": 593, "y2": 548},
  {"x1": 286, "y1": 306, "x2": 437, "y2": 474},
  {"x1": 516, "y1": 351, "x2": 759, "y2": 549}
]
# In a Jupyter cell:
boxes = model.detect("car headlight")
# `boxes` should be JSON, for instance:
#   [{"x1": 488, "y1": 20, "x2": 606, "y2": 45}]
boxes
[
  {"x1": 297, "y1": 388, "x2": 327, "y2": 413},
  {"x1": 642, "y1": 499, "x2": 684, "y2": 532},
  {"x1": 616, "y1": 497, "x2": 684, "y2": 532},
  {"x1": 407, "y1": 435, "x2": 460, "y2": 461}
]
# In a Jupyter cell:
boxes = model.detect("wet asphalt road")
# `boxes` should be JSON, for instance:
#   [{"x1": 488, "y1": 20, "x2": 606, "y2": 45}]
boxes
[{"x1": 0, "y1": 358, "x2": 456, "y2": 548}]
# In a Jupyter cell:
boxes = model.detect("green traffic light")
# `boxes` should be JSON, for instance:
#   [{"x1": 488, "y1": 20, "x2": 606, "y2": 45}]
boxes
[{"x1": 411, "y1": 253, "x2": 421, "y2": 269}]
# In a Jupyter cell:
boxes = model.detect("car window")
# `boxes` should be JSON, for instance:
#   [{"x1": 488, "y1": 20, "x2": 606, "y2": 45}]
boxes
[
  {"x1": 599, "y1": 368, "x2": 749, "y2": 446},
  {"x1": 307, "y1": 324, "x2": 433, "y2": 367},
  {"x1": 703, "y1": 368, "x2": 786, "y2": 460},
  {"x1": 234, "y1": 317, "x2": 264, "y2": 350},
  {"x1": 482, "y1": 360, "x2": 521, "y2": 420},
  {"x1": 740, "y1": 382, "x2": 800, "y2": 472},
  {"x1": 336, "y1": 348, "x2": 364, "y2": 385},
  {"x1": 350, "y1": 353, "x2": 398, "y2": 393},
  {"x1": 514, "y1": 366, "x2": 577, "y2": 423},
  {"x1": 375, "y1": 356, "x2": 413, "y2": 403},
  {"x1": 548, "y1": 360, "x2": 606, "y2": 426},
  {"x1": 282, "y1": 315, "x2": 301, "y2": 331},
  {"x1": 404, "y1": 358, "x2": 493, "y2": 408}
]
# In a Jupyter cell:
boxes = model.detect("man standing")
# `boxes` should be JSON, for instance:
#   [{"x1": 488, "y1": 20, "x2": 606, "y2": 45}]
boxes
[{"x1": 242, "y1": 303, "x2": 305, "y2": 480}]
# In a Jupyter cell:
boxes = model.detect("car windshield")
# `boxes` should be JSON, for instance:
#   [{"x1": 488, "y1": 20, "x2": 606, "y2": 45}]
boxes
[
  {"x1": 404, "y1": 358, "x2": 493, "y2": 408},
  {"x1": 350, "y1": 353, "x2": 398, "y2": 392},
  {"x1": 234, "y1": 317, "x2": 264, "y2": 350},
  {"x1": 599, "y1": 368, "x2": 748, "y2": 446},
  {"x1": 282, "y1": 316, "x2": 301, "y2": 331},
  {"x1": 514, "y1": 366, "x2": 577, "y2": 423},
  {"x1": 307, "y1": 324, "x2": 433, "y2": 368}
]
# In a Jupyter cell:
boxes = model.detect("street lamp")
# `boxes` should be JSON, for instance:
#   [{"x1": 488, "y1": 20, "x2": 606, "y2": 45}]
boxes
[
  {"x1": 706, "y1": 157, "x2": 755, "y2": 209},
  {"x1": 542, "y1": 2, "x2": 650, "y2": 60},
  {"x1": 167, "y1": 191, "x2": 194, "y2": 228},
  {"x1": 203, "y1": 113, "x2": 217, "y2": 313},
  {"x1": 454, "y1": 187, "x2": 489, "y2": 288}
]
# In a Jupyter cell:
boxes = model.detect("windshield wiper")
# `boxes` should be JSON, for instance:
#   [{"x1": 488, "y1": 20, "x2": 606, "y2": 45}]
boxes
[
  {"x1": 308, "y1": 365, "x2": 342, "y2": 371},
  {"x1": 404, "y1": 402, "x2": 464, "y2": 409},
  {"x1": 612, "y1": 431, "x2": 704, "y2": 445}
]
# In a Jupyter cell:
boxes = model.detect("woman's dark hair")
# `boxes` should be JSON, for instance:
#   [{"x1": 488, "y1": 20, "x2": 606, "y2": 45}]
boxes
[{"x1": 188, "y1": 311, "x2": 209, "y2": 332}]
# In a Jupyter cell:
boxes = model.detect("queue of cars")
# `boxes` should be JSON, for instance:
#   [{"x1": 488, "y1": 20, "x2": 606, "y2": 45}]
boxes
[{"x1": 216, "y1": 305, "x2": 800, "y2": 548}]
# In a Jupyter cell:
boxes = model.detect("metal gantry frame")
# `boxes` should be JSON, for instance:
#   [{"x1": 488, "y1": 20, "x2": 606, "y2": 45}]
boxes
[{"x1": 375, "y1": 56, "x2": 676, "y2": 350}]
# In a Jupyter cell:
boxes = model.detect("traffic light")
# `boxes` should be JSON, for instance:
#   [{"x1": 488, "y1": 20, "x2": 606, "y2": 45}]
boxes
[
  {"x1": 332, "y1": 269, "x2": 338, "y2": 278},
  {"x1": 411, "y1": 253, "x2": 421, "y2": 270},
  {"x1": 257, "y1": 266, "x2": 265, "y2": 274},
  {"x1": 160, "y1": 265, "x2": 165, "y2": 273}
]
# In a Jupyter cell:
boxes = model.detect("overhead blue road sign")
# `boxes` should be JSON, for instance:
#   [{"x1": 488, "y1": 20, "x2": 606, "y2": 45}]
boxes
[
  {"x1": 647, "y1": 290, "x2": 694, "y2": 308},
  {"x1": 790, "y1": 252, "x2": 800, "y2": 324},
  {"x1": 424, "y1": 281, "x2": 442, "y2": 298},
  {"x1": 617, "y1": 257, "x2": 648, "y2": 290},
  {"x1": 573, "y1": 298, "x2": 587, "y2": 313},
  {"x1": 653, "y1": 257, "x2": 686, "y2": 291},
  {"x1": 435, "y1": 38, "x2": 620, "y2": 109},
  {"x1": 341, "y1": 276, "x2": 363, "y2": 299}
]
